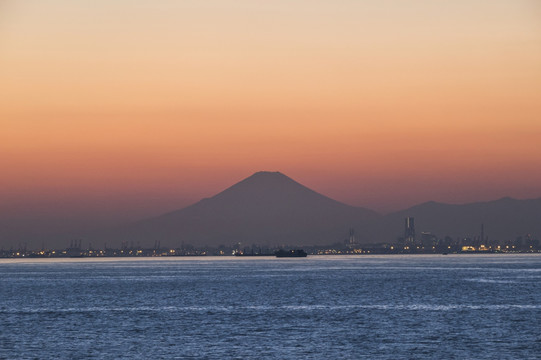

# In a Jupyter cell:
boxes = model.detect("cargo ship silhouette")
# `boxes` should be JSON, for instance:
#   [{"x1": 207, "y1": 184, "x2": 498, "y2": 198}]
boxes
[{"x1": 274, "y1": 249, "x2": 308, "y2": 258}]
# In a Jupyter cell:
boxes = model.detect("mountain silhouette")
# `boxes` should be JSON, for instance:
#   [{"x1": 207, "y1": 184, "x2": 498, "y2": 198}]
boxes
[
  {"x1": 383, "y1": 197, "x2": 541, "y2": 242},
  {"x1": 99, "y1": 171, "x2": 379, "y2": 247},
  {"x1": 2, "y1": 171, "x2": 540, "y2": 249},
  {"x1": 94, "y1": 172, "x2": 541, "y2": 248}
]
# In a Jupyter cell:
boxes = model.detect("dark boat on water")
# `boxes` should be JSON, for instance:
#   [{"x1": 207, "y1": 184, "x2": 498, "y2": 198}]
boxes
[{"x1": 274, "y1": 249, "x2": 308, "y2": 258}]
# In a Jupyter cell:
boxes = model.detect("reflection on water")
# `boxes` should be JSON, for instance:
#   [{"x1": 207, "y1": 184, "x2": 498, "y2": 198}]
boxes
[{"x1": 1, "y1": 254, "x2": 540, "y2": 359}]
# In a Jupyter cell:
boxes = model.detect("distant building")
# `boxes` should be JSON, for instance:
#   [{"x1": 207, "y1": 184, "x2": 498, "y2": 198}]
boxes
[
  {"x1": 345, "y1": 228, "x2": 358, "y2": 248},
  {"x1": 404, "y1": 217, "x2": 415, "y2": 245},
  {"x1": 421, "y1": 232, "x2": 437, "y2": 247},
  {"x1": 480, "y1": 223, "x2": 485, "y2": 244}
]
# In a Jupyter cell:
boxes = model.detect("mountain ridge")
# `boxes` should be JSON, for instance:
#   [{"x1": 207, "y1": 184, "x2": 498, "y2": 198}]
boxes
[
  {"x1": 96, "y1": 171, "x2": 379, "y2": 247},
  {"x1": 2, "y1": 171, "x2": 540, "y2": 248},
  {"x1": 384, "y1": 196, "x2": 541, "y2": 242},
  {"x1": 92, "y1": 171, "x2": 540, "y2": 247},
  {"x1": 155, "y1": 171, "x2": 373, "y2": 220}
]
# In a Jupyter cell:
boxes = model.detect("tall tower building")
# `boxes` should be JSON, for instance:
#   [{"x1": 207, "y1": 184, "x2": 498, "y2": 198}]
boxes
[
  {"x1": 405, "y1": 217, "x2": 416, "y2": 245},
  {"x1": 346, "y1": 228, "x2": 357, "y2": 248},
  {"x1": 481, "y1": 223, "x2": 485, "y2": 244}
]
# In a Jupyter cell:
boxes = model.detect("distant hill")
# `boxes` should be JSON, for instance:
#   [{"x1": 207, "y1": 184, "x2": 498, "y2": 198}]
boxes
[
  {"x1": 95, "y1": 171, "x2": 380, "y2": 247},
  {"x1": 382, "y1": 197, "x2": 541, "y2": 243},
  {"x1": 4, "y1": 171, "x2": 540, "y2": 249},
  {"x1": 93, "y1": 173, "x2": 541, "y2": 247}
]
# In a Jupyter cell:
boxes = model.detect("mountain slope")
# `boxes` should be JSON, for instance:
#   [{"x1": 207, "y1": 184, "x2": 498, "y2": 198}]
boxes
[
  {"x1": 382, "y1": 197, "x2": 541, "y2": 242},
  {"x1": 99, "y1": 171, "x2": 380, "y2": 247}
]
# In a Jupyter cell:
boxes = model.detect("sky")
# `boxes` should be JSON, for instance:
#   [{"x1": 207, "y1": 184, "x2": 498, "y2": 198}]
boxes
[{"x1": 1, "y1": 0, "x2": 541, "y2": 240}]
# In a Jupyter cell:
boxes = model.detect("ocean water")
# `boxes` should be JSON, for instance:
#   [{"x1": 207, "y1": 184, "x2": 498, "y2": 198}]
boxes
[{"x1": 1, "y1": 255, "x2": 540, "y2": 359}]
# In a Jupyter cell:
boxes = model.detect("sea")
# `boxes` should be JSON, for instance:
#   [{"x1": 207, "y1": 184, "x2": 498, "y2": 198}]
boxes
[{"x1": 1, "y1": 254, "x2": 540, "y2": 359}]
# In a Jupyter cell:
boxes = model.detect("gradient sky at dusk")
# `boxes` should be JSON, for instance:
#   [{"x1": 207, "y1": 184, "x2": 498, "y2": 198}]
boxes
[{"x1": 1, "y1": 0, "x2": 540, "y2": 233}]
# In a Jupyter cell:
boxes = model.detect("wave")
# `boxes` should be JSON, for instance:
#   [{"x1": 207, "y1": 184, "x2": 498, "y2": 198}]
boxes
[{"x1": 2, "y1": 303, "x2": 540, "y2": 315}]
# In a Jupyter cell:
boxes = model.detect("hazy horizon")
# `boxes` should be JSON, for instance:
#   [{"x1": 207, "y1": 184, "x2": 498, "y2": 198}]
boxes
[
  {"x1": 2, "y1": 170, "x2": 541, "y2": 250},
  {"x1": 2, "y1": 169, "x2": 541, "y2": 231},
  {"x1": 1, "y1": 1, "x2": 540, "y2": 241}
]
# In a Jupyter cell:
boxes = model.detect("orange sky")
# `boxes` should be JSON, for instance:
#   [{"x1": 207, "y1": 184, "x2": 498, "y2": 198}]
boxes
[{"x1": 1, "y1": 0, "x2": 541, "y2": 226}]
